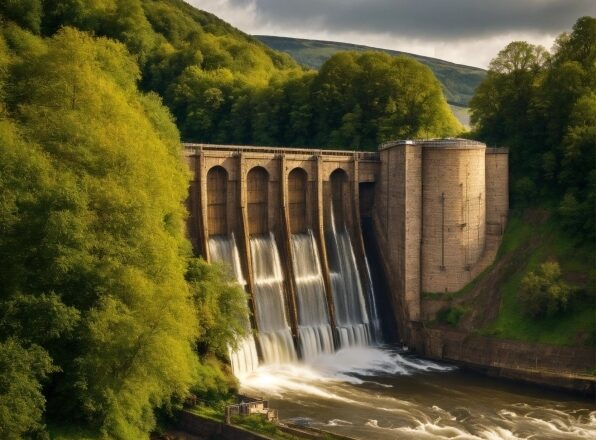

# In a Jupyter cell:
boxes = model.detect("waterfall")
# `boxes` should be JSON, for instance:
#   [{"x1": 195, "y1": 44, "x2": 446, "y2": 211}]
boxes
[
  {"x1": 363, "y1": 254, "x2": 383, "y2": 344},
  {"x1": 208, "y1": 234, "x2": 259, "y2": 377},
  {"x1": 291, "y1": 230, "x2": 334, "y2": 360},
  {"x1": 209, "y1": 233, "x2": 246, "y2": 287},
  {"x1": 250, "y1": 233, "x2": 297, "y2": 364},
  {"x1": 326, "y1": 204, "x2": 372, "y2": 348}
]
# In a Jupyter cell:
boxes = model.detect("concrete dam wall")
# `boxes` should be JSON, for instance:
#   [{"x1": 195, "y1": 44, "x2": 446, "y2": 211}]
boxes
[{"x1": 183, "y1": 139, "x2": 508, "y2": 359}]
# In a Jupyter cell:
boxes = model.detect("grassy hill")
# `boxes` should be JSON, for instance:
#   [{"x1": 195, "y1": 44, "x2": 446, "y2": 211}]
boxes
[
  {"x1": 255, "y1": 35, "x2": 486, "y2": 108},
  {"x1": 427, "y1": 209, "x2": 595, "y2": 347}
]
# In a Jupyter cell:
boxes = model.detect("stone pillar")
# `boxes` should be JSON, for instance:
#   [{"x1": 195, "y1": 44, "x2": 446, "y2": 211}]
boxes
[
  {"x1": 238, "y1": 153, "x2": 260, "y2": 336},
  {"x1": 351, "y1": 157, "x2": 374, "y2": 318},
  {"x1": 315, "y1": 155, "x2": 337, "y2": 330},
  {"x1": 373, "y1": 142, "x2": 422, "y2": 326},
  {"x1": 279, "y1": 154, "x2": 300, "y2": 341},
  {"x1": 198, "y1": 149, "x2": 210, "y2": 261}
]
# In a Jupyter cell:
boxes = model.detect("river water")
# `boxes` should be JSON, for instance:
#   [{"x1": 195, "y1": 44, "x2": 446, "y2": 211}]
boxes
[{"x1": 240, "y1": 346, "x2": 595, "y2": 440}]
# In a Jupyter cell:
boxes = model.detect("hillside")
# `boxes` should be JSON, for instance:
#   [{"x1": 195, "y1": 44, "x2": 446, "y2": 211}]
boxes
[
  {"x1": 255, "y1": 35, "x2": 486, "y2": 108},
  {"x1": 426, "y1": 209, "x2": 595, "y2": 348}
]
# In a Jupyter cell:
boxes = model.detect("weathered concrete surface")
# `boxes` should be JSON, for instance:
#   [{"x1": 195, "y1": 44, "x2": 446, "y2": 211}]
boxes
[{"x1": 421, "y1": 327, "x2": 596, "y2": 395}]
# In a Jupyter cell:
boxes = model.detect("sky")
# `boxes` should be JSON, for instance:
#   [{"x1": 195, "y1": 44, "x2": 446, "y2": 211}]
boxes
[{"x1": 187, "y1": 0, "x2": 595, "y2": 68}]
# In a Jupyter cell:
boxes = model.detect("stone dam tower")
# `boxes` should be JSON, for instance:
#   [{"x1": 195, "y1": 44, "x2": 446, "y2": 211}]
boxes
[{"x1": 184, "y1": 138, "x2": 508, "y2": 351}]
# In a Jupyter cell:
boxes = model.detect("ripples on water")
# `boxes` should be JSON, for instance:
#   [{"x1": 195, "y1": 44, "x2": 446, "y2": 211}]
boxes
[{"x1": 239, "y1": 346, "x2": 596, "y2": 440}]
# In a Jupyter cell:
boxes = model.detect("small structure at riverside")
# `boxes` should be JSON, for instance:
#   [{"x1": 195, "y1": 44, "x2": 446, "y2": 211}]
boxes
[{"x1": 225, "y1": 398, "x2": 278, "y2": 424}]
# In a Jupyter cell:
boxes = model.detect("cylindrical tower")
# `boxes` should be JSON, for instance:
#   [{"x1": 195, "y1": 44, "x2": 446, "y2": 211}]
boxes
[{"x1": 421, "y1": 139, "x2": 486, "y2": 293}]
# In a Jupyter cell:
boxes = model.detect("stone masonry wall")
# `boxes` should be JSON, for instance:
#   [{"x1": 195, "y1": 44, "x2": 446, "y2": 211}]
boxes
[
  {"x1": 421, "y1": 143, "x2": 486, "y2": 293},
  {"x1": 485, "y1": 148, "x2": 509, "y2": 235}
]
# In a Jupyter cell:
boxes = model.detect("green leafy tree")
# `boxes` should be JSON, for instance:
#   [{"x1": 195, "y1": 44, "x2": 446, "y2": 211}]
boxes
[
  {"x1": 186, "y1": 258, "x2": 249, "y2": 359},
  {"x1": 1, "y1": 27, "x2": 198, "y2": 438},
  {"x1": 0, "y1": 0, "x2": 42, "y2": 33},
  {"x1": 520, "y1": 262, "x2": 573, "y2": 318},
  {"x1": 0, "y1": 339, "x2": 57, "y2": 440},
  {"x1": 470, "y1": 17, "x2": 595, "y2": 240}
]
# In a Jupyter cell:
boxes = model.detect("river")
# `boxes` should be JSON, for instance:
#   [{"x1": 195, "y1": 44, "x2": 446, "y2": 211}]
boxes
[{"x1": 240, "y1": 345, "x2": 595, "y2": 440}]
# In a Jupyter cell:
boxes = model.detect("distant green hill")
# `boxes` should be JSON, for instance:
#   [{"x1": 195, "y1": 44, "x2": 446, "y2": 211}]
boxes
[{"x1": 255, "y1": 35, "x2": 486, "y2": 108}]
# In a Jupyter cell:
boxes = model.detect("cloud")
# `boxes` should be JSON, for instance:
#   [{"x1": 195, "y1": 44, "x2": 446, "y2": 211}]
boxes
[
  {"x1": 223, "y1": 0, "x2": 593, "y2": 38},
  {"x1": 186, "y1": 1, "x2": 595, "y2": 67}
]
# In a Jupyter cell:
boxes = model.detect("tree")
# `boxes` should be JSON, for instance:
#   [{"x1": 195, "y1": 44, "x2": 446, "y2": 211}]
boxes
[
  {"x1": 520, "y1": 262, "x2": 573, "y2": 318},
  {"x1": 470, "y1": 16, "x2": 595, "y2": 242},
  {"x1": 312, "y1": 52, "x2": 460, "y2": 149},
  {"x1": 0, "y1": 0, "x2": 42, "y2": 34},
  {"x1": 1, "y1": 27, "x2": 199, "y2": 438},
  {"x1": 0, "y1": 339, "x2": 57, "y2": 440},
  {"x1": 186, "y1": 258, "x2": 249, "y2": 359}
]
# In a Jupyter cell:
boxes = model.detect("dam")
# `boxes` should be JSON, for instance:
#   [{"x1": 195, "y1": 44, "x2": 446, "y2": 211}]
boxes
[{"x1": 183, "y1": 139, "x2": 509, "y2": 366}]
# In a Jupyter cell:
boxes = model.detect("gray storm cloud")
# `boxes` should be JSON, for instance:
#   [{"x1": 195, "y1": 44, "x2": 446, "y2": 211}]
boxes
[{"x1": 226, "y1": 0, "x2": 594, "y2": 39}]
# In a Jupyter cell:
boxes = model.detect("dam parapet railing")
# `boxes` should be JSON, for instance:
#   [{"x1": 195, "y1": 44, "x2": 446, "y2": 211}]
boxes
[{"x1": 184, "y1": 142, "x2": 380, "y2": 161}]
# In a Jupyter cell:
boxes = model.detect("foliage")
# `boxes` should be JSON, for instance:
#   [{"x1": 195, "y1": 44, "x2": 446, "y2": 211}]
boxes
[
  {"x1": 190, "y1": 356, "x2": 238, "y2": 404},
  {"x1": 0, "y1": 339, "x2": 57, "y2": 440},
  {"x1": 255, "y1": 35, "x2": 486, "y2": 107},
  {"x1": 480, "y1": 213, "x2": 595, "y2": 345},
  {"x1": 0, "y1": 0, "x2": 42, "y2": 34},
  {"x1": 310, "y1": 52, "x2": 461, "y2": 149},
  {"x1": 0, "y1": 0, "x2": 463, "y2": 150},
  {"x1": 437, "y1": 306, "x2": 466, "y2": 326},
  {"x1": 520, "y1": 262, "x2": 574, "y2": 318},
  {"x1": 470, "y1": 17, "x2": 596, "y2": 241},
  {"x1": 0, "y1": 25, "x2": 203, "y2": 439},
  {"x1": 186, "y1": 258, "x2": 249, "y2": 359}
]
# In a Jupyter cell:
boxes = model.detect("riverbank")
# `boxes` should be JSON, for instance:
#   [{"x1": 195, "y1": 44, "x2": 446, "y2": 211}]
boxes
[
  {"x1": 178, "y1": 408, "x2": 357, "y2": 440},
  {"x1": 416, "y1": 326, "x2": 595, "y2": 395}
]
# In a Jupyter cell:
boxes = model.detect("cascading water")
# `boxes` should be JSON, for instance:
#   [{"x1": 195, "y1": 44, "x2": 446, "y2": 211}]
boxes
[
  {"x1": 250, "y1": 232, "x2": 297, "y2": 364},
  {"x1": 208, "y1": 234, "x2": 259, "y2": 377},
  {"x1": 291, "y1": 230, "x2": 334, "y2": 360},
  {"x1": 362, "y1": 255, "x2": 382, "y2": 344},
  {"x1": 325, "y1": 203, "x2": 372, "y2": 348}
]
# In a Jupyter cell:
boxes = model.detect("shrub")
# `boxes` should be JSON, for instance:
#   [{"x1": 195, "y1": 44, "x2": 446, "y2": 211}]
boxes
[
  {"x1": 437, "y1": 305, "x2": 465, "y2": 326},
  {"x1": 519, "y1": 262, "x2": 573, "y2": 318}
]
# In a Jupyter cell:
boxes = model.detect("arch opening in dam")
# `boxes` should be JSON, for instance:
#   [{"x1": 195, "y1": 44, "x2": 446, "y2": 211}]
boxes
[{"x1": 184, "y1": 140, "x2": 508, "y2": 373}]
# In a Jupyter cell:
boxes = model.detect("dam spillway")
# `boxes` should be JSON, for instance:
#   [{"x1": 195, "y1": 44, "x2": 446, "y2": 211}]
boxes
[{"x1": 184, "y1": 140, "x2": 509, "y2": 370}]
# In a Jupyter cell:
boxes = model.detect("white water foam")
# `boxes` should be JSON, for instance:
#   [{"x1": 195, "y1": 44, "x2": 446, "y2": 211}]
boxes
[{"x1": 240, "y1": 346, "x2": 453, "y2": 399}]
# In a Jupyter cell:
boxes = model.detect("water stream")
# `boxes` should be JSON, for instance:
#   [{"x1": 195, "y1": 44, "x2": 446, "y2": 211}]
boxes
[
  {"x1": 208, "y1": 234, "x2": 259, "y2": 377},
  {"x1": 250, "y1": 233, "x2": 297, "y2": 364},
  {"x1": 291, "y1": 230, "x2": 335, "y2": 360},
  {"x1": 240, "y1": 346, "x2": 596, "y2": 440},
  {"x1": 325, "y1": 204, "x2": 373, "y2": 348}
]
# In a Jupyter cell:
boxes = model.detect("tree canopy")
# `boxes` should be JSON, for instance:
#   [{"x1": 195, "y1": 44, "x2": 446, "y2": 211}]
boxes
[
  {"x1": 0, "y1": 0, "x2": 461, "y2": 151},
  {"x1": 470, "y1": 16, "x2": 595, "y2": 240},
  {"x1": 0, "y1": 21, "x2": 248, "y2": 440}
]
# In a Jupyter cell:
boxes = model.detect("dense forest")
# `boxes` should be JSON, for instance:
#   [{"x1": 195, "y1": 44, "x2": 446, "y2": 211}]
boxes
[
  {"x1": 255, "y1": 35, "x2": 486, "y2": 108},
  {"x1": 470, "y1": 16, "x2": 595, "y2": 241},
  {"x1": 1, "y1": 0, "x2": 461, "y2": 150}
]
